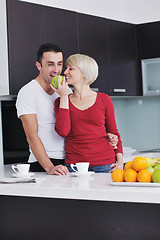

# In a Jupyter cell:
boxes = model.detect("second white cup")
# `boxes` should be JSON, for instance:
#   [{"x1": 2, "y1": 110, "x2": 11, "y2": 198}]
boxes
[
  {"x1": 70, "y1": 162, "x2": 89, "y2": 174},
  {"x1": 12, "y1": 164, "x2": 30, "y2": 176}
]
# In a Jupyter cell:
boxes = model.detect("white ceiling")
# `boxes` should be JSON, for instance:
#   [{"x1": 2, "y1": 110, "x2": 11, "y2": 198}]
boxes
[{"x1": 20, "y1": 0, "x2": 160, "y2": 24}]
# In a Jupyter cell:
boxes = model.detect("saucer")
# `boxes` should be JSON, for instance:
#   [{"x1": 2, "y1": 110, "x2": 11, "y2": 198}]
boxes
[
  {"x1": 13, "y1": 172, "x2": 35, "y2": 179},
  {"x1": 70, "y1": 171, "x2": 95, "y2": 177}
]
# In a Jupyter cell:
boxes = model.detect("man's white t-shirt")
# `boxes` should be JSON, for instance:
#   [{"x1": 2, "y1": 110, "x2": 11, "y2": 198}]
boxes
[{"x1": 16, "y1": 80, "x2": 71, "y2": 163}]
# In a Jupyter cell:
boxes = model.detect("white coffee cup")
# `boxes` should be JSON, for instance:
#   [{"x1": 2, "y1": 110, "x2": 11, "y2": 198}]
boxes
[
  {"x1": 12, "y1": 164, "x2": 30, "y2": 176},
  {"x1": 70, "y1": 162, "x2": 89, "y2": 174}
]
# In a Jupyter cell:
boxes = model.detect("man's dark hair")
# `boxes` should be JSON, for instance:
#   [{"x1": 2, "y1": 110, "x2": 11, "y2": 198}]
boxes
[{"x1": 37, "y1": 43, "x2": 62, "y2": 65}]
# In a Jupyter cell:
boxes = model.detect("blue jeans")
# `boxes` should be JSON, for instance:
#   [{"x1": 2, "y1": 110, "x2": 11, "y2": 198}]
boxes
[{"x1": 65, "y1": 163, "x2": 113, "y2": 173}]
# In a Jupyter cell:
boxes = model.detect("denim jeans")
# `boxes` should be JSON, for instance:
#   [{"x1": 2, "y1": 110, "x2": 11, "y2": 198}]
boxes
[{"x1": 65, "y1": 163, "x2": 113, "y2": 173}]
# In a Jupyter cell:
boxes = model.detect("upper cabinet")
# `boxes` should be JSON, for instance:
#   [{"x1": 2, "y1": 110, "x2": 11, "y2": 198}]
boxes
[
  {"x1": 77, "y1": 14, "x2": 140, "y2": 96},
  {"x1": 107, "y1": 20, "x2": 140, "y2": 96},
  {"x1": 6, "y1": 0, "x2": 141, "y2": 96},
  {"x1": 7, "y1": 0, "x2": 44, "y2": 95},
  {"x1": 43, "y1": 7, "x2": 79, "y2": 64},
  {"x1": 78, "y1": 13, "x2": 109, "y2": 93},
  {"x1": 6, "y1": 0, "x2": 78, "y2": 95},
  {"x1": 138, "y1": 21, "x2": 160, "y2": 59}
]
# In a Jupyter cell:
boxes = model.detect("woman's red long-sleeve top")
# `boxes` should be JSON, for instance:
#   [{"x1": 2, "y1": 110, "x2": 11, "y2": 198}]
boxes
[{"x1": 54, "y1": 92, "x2": 123, "y2": 166}]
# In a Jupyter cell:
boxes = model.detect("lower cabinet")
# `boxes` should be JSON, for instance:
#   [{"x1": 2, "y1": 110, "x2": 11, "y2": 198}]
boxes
[{"x1": 0, "y1": 195, "x2": 160, "y2": 240}]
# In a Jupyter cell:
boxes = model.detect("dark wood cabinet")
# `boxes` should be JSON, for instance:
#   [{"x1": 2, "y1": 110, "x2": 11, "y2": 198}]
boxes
[
  {"x1": 6, "y1": 0, "x2": 141, "y2": 96},
  {"x1": 78, "y1": 13, "x2": 109, "y2": 93},
  {"x1": 6, "y1": 0, "x2": 79, "y2": 94},
  {"x1": 7, "y1": 0, "x2": 44, "y2": 95},
  {"x1": 138, "y1": 21, "x2": 160, "y2": 59},
  {"x1": 43, "y1": 6, "x2": 79, "y2": 65},
  {"x1": 78, "y1": 14, "x2": 140, "y2": 96},
  {"x1": 1, "y1": 195, "x2": 160, "y2": 240},
  {"x1": 107, "y1": 20, "x2": 140, "y2": 96}
]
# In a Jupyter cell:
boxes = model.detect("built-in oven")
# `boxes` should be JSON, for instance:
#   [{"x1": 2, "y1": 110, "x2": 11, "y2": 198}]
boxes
[{"x1": 1, "y1": 100, "x2": 29, "y2": 164}]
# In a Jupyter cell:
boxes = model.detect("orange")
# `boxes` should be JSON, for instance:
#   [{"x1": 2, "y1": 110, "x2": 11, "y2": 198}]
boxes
[
  {"x1": 132, "y1": 156, "x2": 147, "y2": 172},
  {"x1": 137, "y1": 169, "x2": 152, "y2": 183},
  {"x1": 111, "y1": 169, "x2": 124, "y2": 182},
  {"x1": 124, "y1": 169, "x2": 137, "y2": 182},
  {"x1": 124, "y1": 161, "x2": 133, "y2": 171}
]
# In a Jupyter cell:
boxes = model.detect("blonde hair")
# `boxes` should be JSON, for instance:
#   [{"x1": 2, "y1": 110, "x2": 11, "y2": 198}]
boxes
[{"x1": 66, "y1": 54, "x2": 99, "y2": 85}]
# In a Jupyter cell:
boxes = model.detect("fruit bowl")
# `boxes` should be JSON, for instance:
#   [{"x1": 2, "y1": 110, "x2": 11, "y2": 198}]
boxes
[{"x1": 110, "y1": 182, "x2": 160, "y2": 187}]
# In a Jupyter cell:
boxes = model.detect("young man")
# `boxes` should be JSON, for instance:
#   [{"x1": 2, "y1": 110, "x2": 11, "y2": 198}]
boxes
[
  {"x1": 16, "y1": 43, "x2": 118, "y2": 175},
  {"x1": 16, "y1": 43, "x2": 70, "y2": 175}
]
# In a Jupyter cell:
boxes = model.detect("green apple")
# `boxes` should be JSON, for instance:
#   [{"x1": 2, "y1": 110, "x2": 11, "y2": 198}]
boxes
[
  {"x1": 146, "y1": 166, "x2": 154, "y2": 175},
  {"x1": 51, "y1": 75, "x2": 63, "y2": 89},
  {"x1": 144, "y1": 157, "x2": 157, "y2": 167},
  {"x1": 152, "y1": 167, "x2": 160, "y2": 183},
  {"x1": 153, "y1": 164, "x2": 160, "y2": 171}
]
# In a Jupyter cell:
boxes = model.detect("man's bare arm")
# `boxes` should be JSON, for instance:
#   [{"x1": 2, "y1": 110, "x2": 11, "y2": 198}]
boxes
[{"x1": 20, "y1": 114, "x2": 68, "y2": 175}]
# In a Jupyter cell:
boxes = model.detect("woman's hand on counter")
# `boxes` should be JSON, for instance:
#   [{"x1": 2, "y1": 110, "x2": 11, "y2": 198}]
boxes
[
  {"x1": 109, "y1": 162, "x2": 124, "y2": 173},
  {"x1": 109, "y1": 153, "x2": 123, "y2": 173}
]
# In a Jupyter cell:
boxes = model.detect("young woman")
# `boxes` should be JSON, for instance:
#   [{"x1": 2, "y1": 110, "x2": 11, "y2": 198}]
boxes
[{"x1": 51, "y1": 54, "x2": 123, "y2": 173}]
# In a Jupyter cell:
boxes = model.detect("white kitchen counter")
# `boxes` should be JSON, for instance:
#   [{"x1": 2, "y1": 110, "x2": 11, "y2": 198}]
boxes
[
  {"x1": 123, "y1": 151, "x2": 160, "y2": 163},
  {"x1": 1, "y1": 164, "x2": 160, "y2": 204}
]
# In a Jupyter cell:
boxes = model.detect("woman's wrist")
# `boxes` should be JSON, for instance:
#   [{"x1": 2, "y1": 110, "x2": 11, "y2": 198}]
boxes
[
  {"x1": 116, "y1": 153, "x2": 123, "y2": 169},
  {"x1": 60, "y1": 95, "x2": 69, "y2": 109}
]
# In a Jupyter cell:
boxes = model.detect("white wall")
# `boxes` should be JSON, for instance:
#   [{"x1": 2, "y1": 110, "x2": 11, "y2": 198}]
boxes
[
  {"x1": 124, "y1": 0, "x2": 160, "y2": 24},
  {"x1": 0, "y1": 102, "x2": 4, "y2": 165},
  {"x1": 0, "y1": 0, "x2": 9, "y2": 96}
]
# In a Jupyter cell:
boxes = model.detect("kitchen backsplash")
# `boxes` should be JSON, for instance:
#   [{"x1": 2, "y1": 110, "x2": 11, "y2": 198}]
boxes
[
  {"x1": 1, "y1": 96, "x2": 160, "y2": 163},
  {"x1": 112, "y1": 96, "x2": 160, "y2": 151}
]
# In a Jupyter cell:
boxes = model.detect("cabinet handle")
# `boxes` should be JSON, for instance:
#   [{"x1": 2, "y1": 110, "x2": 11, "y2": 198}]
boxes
[
  {"x1": 91, "y1": 88, "x2": 99, "y2": 91},
  {"x1": 71, "y1": 87, "x2": 99, "y2": 92},
  {"x1": 113, "y1": 89, "x2": 126, "y2": 93}
]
